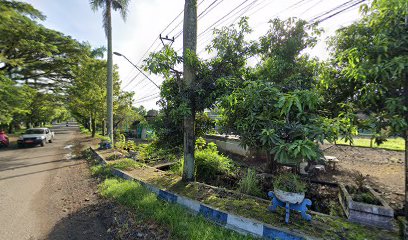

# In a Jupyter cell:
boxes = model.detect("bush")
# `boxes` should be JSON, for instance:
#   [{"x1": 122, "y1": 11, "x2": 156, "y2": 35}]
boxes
[
  {"x1": 273, "y1": 172, "x2": 306, "y2": 193},
  {"x1": 174, "y1": 139, "x2": 234, "y2": 181},
  {"x1": 237, "y1": 169, "x2": 263, "y2": 197},
  {"x1": 136, "y1": 142, "x2": 180, "y2": 163},
  {"x1": 115, "y1": 134, "x2": 137, "y2": 152},
  {"x1": 195, "y1": 147, "x2": 234, "y2": 181}
]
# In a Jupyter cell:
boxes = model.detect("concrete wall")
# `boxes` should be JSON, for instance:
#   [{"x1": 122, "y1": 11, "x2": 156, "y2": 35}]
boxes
[{"x1": 204, "y1": 135, "x2": 249, "y2": 157}]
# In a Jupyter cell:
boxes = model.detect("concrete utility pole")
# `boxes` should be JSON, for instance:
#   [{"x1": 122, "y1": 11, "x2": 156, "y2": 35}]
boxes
[{"x1": 182, "y1": 0, "x2": 197, "y2": 181}]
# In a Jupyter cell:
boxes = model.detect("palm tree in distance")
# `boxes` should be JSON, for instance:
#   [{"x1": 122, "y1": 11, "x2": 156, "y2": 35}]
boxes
[{"x1": 89, "y1": 0, "x2": 130, "y2": 144}]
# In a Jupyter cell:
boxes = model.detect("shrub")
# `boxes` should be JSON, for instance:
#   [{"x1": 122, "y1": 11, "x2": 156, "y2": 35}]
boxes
[
  {"x1": 194, "y1": 147, "x2": 234, "y2": 181},
  {"x1": 195, "y1": 137, "x2": 206, "y2": 150},
  {"x1": 273, "y1": 172, "x2": 306, "y2": 193},
  {"x1": 237, "y1": 168, "x2": 263, "y2": 197},
  {"x1": 136, "y1": 142, "x2": 180, "y2": 163}
]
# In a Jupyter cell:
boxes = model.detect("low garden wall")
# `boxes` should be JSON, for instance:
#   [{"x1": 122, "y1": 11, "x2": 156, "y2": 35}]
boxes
[{"x1": 338, "y1": 183, "x2": 394, "y2": 230}]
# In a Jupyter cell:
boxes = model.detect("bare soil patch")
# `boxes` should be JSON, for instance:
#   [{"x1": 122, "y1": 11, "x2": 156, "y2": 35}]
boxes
[
  {"x1": 320, "y1": 144, "x2": 404, "y2": 214},
  {"x1": 44, "y1": 132, "x2": 170, "y2": 239}
]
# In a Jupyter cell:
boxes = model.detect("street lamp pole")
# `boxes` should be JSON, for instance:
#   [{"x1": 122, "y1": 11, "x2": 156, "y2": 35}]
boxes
[{"x1": 113, "y1": 52, "x2": 160, "y2": 89}]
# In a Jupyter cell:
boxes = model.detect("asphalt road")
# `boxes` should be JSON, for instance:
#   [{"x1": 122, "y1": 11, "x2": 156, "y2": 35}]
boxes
[{"x1": 0, "y1": 123, "x2": 82, "y2": 240}]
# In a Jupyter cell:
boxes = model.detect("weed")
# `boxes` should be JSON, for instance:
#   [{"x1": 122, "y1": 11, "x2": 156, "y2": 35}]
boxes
[
  {"x1": 108, "y1": 158, "x2": 145, "y2": 171},
  {"x1": 237, "y1": 168, "x2": 263, "y2": 197}
]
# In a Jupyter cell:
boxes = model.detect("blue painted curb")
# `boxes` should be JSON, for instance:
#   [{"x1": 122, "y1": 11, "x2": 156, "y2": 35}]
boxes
[{"x1": 90, "y1": 147, "x2": 312, "y2": 240}]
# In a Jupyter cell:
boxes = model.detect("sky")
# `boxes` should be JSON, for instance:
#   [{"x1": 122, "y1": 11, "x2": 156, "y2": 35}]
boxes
[{"x1": 21, "y1": 0, "x2": 365, "y2": 110}]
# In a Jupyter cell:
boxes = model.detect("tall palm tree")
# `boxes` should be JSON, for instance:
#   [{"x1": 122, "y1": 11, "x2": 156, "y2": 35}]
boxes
[{"x1": 89, "y1": 0, "x2": 130, "y2": 144}]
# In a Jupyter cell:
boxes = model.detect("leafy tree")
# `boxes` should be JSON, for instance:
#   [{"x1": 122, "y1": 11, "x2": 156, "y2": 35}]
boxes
[
  {"x1": 325, "y1": 0, "x2": 407, "y2": 217},
  {"x1": 0, "y1": 73, "x2": 33, "y2": 129},
  {"x1": 0, "y1": 0, "x2": 84, "y2": 92},
  {"x1": 216, "y1": 18, "x2": 356, "y2": 172},
  {"x1": 90, "y1": 0, "x2": 131, "y2": 143}
]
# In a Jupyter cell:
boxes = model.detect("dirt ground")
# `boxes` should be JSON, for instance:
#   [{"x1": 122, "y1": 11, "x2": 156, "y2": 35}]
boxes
[
  {"x1": 320, "y1": 144, "x2": 404, "y2": 214},
  {"x1": 1, "y1": 125, "x2": 170, "y2": 240},
  {"x1": 47, "y1": 133, "x2": 170, "y2": 240}
]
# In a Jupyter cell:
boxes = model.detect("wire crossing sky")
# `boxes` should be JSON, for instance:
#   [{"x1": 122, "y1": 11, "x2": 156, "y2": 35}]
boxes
[{"x1": 22, "y1": 0, "x2": 365, "y2": 110}]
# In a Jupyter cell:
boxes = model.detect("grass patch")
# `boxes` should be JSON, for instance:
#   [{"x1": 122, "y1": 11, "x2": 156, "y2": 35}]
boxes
[
  {"x1": 108, "y1": 158, "x2": 145, "y2": 171},
  {"x1": 99, "y1": 178, "x2": 257, "y2": 240},
  {"x1": 90, "y1": 165, "x2": 114, "y2": 178},
  {"x1": 335, "y1": 137, "x2": 405, "y2": 151}
]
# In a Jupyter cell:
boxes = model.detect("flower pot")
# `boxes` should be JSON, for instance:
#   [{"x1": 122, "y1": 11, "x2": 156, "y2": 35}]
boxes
[{"x1": 274, "y1": 189, "x2": 305, "y2": 204}]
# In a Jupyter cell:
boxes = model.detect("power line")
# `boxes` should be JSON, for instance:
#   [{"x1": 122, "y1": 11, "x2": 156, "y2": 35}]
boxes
[
  {"x1": 134, "y1": 94, "x2": 160, "y2": 103},
  {"x1": 309, "y1": 0, "x2": 356, "y2": 22},
  {"x1": 312, "y1": 0, "x2": 366, "y2": 24},
  {"x1": 135, "y1": 92, "x2": 160, "y2": 101},
  {"x1": 197, "y1": 0, "x2": 250, "y2": 39},
  {"x1": 173, "y1": 0, "x2": 224, "y2": 40}
]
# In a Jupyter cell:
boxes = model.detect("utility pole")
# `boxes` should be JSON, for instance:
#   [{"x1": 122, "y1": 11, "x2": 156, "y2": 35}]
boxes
[{"x1": 182, "y1": 0, "x2": 197, "y2": 181}]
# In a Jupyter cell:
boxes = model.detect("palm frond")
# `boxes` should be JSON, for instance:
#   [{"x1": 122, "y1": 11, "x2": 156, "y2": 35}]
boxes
[
  {"x1": 89, "y1": 0, "x2": 105, "y2": 11},
  {"x1": 102, "y1": 6, "x2": 110, "y2": 38},
  {"x1": 112, "y1": 0, "x2": 130, "y2": 21}
]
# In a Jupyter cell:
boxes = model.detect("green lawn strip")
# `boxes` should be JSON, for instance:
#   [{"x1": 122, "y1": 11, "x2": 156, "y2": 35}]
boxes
[
  {"x1": 334, "y1": 137, "x2": 405, "y2": 151},
  {"x1": 98, "y1": 178, "x2": 257, "y2": 240}
]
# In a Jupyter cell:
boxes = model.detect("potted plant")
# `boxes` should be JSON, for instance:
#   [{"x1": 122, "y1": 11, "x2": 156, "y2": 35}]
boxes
[{"x1": 273, "y1": 172, "x2": 306, "y2": 204}]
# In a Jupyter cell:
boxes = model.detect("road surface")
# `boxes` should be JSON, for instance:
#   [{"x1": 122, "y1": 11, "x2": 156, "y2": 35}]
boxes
[{"x1": 0, "y1": 123, "x2": 95, "y2": 240}]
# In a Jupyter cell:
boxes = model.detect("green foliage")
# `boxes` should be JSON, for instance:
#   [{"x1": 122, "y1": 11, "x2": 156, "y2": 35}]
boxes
[
  {"x1": 195, "y1": 137, "x2": 206, "y2": 150},
  {"x1": 108, "y1": 158, "x2": 145, "y2": 171},
  {"x1": 193, "y1": 143, "x2": 234, "y2": 182},
  {"x1": 324, "y1": 0, "x2": 407, "y2": 139},
  {"x1": 136, "y1": 142, "x2": 180, "y2": 163},
  {"x1": 216, "y1": 18, "x2": 355, "y2": 170},
  {"x1": 273, "y1": 172, "x2": 306, "y2": 193},
  {"x1": 90, "y1": 165, "x2": 114, "y2": 179},
  {"x1": 237, "y1": 169, "x2": 263, "y2": 197},
  {"x1": 114, "y1": 134, "x2": 137, "y2": 151},
  {"x1": 99, "y1": 179, "x2": 255, "y2": 240},
  {"x1": 172, "y1": 140, "x2": 234, "y2": 181},
  {"x1": 0, "y1": 0, "x2": 84, "y2": 90}
]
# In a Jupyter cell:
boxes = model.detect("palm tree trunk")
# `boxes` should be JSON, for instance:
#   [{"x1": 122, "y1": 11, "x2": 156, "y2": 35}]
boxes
[
  {"x1": 182, "y1": 0, "x2": 197, "y2": 182},
  {"x1": 106, "y1": 0, "x2": 114, "y2": 145}
]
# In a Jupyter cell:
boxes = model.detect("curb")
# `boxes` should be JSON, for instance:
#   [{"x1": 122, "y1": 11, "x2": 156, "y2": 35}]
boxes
[{"x1": 90, "y1": 147, "x2": 313, "y2": 240}]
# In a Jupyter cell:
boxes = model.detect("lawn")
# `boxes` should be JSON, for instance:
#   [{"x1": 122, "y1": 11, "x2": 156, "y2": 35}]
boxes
[
  {"x1": 99, "y1": 178, "x2": 257, "y2": 240},
  {"x1": 335, "y1": 137, "x2": 405, "y2": 151}
]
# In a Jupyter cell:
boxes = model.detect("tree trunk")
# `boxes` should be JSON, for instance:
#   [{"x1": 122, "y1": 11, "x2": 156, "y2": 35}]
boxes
[
  {"x1": 266, "y1": 153, "x2": 278, "y2": 173},
  {"x1": 182, "y1": 0, "x2": 197, "y2": 182},
  {"x1": 102, "y1": 120, "x2": 106, "y2": 136},
  {"x1": 91, "y1": 116, "x2": 96, "y2": 138},
  {"x1": 106, "y1": 0, "x2": 114, "y2": 145}
]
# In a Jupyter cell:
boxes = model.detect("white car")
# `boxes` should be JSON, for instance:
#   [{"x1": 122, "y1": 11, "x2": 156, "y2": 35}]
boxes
[{"x1": 17, "y1": 128, "x2": 55, "y2": 147}]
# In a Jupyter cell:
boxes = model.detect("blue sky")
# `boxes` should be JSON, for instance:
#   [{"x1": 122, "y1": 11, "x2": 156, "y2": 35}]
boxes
[{"x1": 21, "y1": 0, "x2": 363, "y2": 110}]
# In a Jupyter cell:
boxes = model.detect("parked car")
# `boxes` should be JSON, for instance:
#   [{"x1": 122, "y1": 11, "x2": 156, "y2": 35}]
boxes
[{"x1": 17, "y1": 128, "x2": 54, "y2": 147}]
